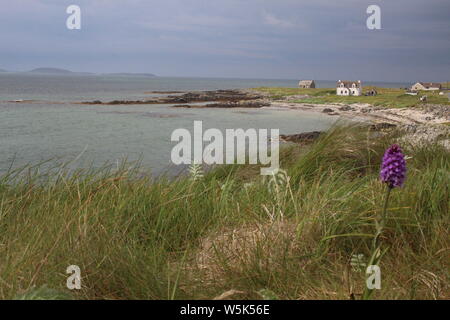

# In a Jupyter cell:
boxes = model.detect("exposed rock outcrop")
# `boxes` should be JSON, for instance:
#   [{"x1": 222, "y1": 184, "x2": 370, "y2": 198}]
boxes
[
  {"x1": 81, "y1": 90, "x2": 263, "y2": 106},
  {"x1": 172, "y1": 100, "x2": 270, "y2": 109}
]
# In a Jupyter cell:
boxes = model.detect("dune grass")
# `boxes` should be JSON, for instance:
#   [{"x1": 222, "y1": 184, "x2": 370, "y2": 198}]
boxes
[
  {"x1": 253, "y1": 87, "x2": 450, "y2": 108},
  {"x1": 0, "y1": 125, "x2": 448, "y2": 300}
]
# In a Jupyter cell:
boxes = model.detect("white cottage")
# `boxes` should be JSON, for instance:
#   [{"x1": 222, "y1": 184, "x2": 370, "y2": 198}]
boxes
[{"x1": 336, "y1": 80, "x2": 362, "y2": 96}]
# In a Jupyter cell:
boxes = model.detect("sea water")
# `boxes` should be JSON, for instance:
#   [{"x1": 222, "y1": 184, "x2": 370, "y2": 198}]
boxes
[{"x1": 0, "y1": 73, "x2": 409, "y2": 175}]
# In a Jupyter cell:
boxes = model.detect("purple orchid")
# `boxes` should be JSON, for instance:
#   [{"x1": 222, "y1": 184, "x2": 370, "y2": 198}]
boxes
[{"x1": 380, "y1": 144, "x2": 407, "y2": 188}]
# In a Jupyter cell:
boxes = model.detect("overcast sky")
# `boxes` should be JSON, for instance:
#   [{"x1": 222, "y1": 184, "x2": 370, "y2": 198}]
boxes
[{"x1": 0, "y1": 0, "x2": 449, "y2": 82}]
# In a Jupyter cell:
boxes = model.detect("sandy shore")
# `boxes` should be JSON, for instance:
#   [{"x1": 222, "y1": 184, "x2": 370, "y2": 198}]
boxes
[
  {"x1": 266, "y1": 101, "x2": 450, "y2": 125},
  {"x1": 265, "y1": 101, "x2": 450, "y2": 148}
]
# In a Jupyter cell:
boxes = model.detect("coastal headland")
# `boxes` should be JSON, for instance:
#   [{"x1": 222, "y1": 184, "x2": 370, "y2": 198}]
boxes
[
  {"x1": 77, "y1": 87, "x2": 450, "y2": 124},
  {"x1": 76, "y1": 87, "x2": 450, "y2": 146}
]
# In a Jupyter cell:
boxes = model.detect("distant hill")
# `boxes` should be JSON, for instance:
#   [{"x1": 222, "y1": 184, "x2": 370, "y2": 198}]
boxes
[
  {"x1": 0, "y1": 69, "x2": 7, "y2": 72},
  {"x1": 27, "y1": 68, "x2": 95, "y2": 75},
  {"x1": 106, "y1": 73, "x2": 156, "y2": 77},
  {"x1": 26, "y1": 69, "x2": 155, "y2": 77},
  {"x1": 28, "y1": 68, "x2": 74, "y2": 74}
]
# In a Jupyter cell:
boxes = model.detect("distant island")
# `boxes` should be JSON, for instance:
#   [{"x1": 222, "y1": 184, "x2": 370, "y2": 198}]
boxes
[
  {"x1": 27, "y1": 68, "x2": 94, "y2": 75},
  {"x1": 28, "y1": 67, "x2": 75, "y2": 74},
  {"x1": 24, "y1": 68, "x2": 156, "y2": 77},
  {"x1": 104, "y1": 73, "x2": 156, "y2": 77}
]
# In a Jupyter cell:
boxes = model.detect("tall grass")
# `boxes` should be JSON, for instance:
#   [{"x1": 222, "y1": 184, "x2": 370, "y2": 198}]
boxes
[{"x1": 0, "y1": 124, "x2": 448, "y2": 300}]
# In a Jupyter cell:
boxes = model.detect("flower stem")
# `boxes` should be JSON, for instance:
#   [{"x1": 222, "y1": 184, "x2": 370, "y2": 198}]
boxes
[
  {"x1": 382, "y1": 187, "x2": 392, "y2": 222},
  {"x1": 363, "y1": 186, "x2": 392, "y2": 300},
  {"x1": 373, "y1": 187, "x2": 391, "y2": 250}
]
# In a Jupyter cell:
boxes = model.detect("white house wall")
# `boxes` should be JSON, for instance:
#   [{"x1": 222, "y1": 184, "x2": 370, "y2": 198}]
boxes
[{"x1": 336, "y1": 87, "x2": 361, "y2": 96}]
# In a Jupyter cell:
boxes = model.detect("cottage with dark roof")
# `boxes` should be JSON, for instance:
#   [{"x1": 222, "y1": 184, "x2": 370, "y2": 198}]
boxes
[
  {"x1": 410, "y1": 82, "x2": 442, "y2": 91},
  {"x1": 298, "y1": 80, "x2": 316, "y2": 88}
]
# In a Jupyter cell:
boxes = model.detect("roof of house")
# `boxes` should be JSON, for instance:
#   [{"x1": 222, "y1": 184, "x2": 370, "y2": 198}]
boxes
[
  {"x1": 417, "y1": 82, "x2": 442, "y2": 88},
  {"x1": 337, "y1": 80, "x2": 361, "y2": 88},
  {"x1": 299, "y1": 80, "x2": 315, "y2": 85}
]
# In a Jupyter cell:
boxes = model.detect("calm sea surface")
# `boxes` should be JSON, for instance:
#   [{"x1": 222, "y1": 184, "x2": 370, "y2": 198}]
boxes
[{"x1": 0, "y1": 74, "x2": 410, "y2": 175}]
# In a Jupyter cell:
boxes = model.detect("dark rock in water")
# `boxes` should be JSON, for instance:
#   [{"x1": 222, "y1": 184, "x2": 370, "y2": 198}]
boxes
[
  {"x1": 84, "y1": 100, "x2": 145, "y2": 105},
  {"x1": 109, "y1": 100, "x2": 143, "y2": 105},
  {"x1": 169, "y1": 90, "x2": 263, "y2": 104},
  {"x1": 322, "y1": 108, "x2": 334, "y2": 113},
  {"x1": 81, "y1": 90, "x2": 264, "y2": 106},
  {"x1": 280, "y1": 131, "x2": 322, "y2": 144},
  {"x1": 172, "y1": 100, "x2": 270, "y2": 109}
]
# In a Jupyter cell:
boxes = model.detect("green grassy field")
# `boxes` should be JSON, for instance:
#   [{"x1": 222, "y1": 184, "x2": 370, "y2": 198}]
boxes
[
  {"x1": 441, "y1": 82, "x2": 450, "y2": 89},
  {"x1": 254, "y1": 87, "x2": 450, "y2": 108},
  {"x1": 0, "y1": 125, "x2": 448, "y2": 300}
]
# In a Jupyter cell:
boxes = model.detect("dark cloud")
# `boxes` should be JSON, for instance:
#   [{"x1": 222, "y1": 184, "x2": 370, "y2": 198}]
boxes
[{"x1": 0, "y1": 0, "x2": 449, "y2": 81}]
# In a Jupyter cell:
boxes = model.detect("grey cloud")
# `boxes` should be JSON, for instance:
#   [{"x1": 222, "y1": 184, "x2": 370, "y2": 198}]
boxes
[{"x1": 0, "y1": 0, "x2": 448, "y2": 81}]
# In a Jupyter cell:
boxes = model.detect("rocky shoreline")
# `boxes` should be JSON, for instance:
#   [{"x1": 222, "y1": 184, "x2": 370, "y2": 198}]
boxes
[
  {"x1": 79, "y1": 89, "x2": 450, "y2": 125},
  {"x1": 81, "y1": 89, "x2": 265, "y2": 106},
  {"x1": 172, "y1": 100, "x2": 270, "y2": 108},
  {"x1": 271, "y1": 100, "x2": 449, "y2": 146},
  {"x1": 77, "y1": 88, "x2": 450, "y2": 147},
  {"x1": 270, "y1": 101, "x2": 450, "y2": 125}
]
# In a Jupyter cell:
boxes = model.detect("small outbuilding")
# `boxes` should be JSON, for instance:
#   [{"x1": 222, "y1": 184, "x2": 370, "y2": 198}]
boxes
[
  {"x1": 365, "y1": 89, "x2": 378, "y2": 96},
  {"x1": 298, "y1": 80, "x2": 316, "y2": 89}
]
